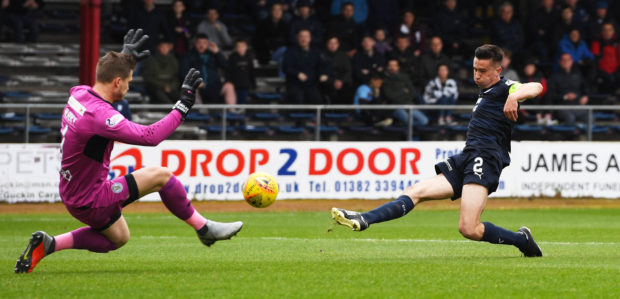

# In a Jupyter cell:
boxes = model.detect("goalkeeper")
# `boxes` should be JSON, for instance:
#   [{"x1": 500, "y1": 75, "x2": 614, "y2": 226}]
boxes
[{"x1": 15, "y1": 29, "x2": 243, "y2": 274}]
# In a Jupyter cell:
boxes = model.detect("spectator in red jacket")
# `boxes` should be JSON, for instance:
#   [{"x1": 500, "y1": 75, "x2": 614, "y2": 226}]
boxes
[{"x1": 591, "y1": 22, "x2": 620, "y2": 93}]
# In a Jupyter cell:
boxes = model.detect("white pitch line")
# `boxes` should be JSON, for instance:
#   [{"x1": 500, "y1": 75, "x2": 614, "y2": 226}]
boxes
[
  {"x1": 259, "y1": 236, "x2": 620, "y2": 246},
  {"x1": 132, "y1": 235, "x2": 620, "y2": 246}
]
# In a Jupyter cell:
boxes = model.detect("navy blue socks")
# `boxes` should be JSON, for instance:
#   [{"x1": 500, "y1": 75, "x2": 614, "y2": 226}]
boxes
[
  {"x1": 481, "y1": 222, "x2": 527, "y2": 248},
  {"x1": 362, "y1": 195, "x2": 415, "y2": 225}
]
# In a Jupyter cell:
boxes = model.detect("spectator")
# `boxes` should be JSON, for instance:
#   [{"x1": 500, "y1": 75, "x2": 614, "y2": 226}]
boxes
[
  {"x1": 353, "y1": 72, "x2": 389, "y2": 125},
  {"x1": 143, "y1": 39, "x2": 180, "y2": 104},
  {"x1": 289, "y1": 0, "x2": 324, "y2": 47},
  {"x1": 525, "y1": 0, "x2": 559, "y2": 63},
  {"x1": 548, "y1": 53, "x2": 589, "y2": 125},
  {"x1": 553, "y1": 6, "x2": 581, "y2": 51},
  {"x1": 490, "y1": 2, "x2": 524, "y2": 56},
  {"x1": 434, "y1": 0, "x2": 467, "y2": 56},
  {"x1": 330, "y1": 0, "x2": 368, "y2": 24},
  {"x1": 196, "y1": 8, "x2": 232, "y2": 49},
  {"x1": 419, "y1": 36, "x2": 451, "y2": 88},
  {"x1": 373, "y1": 28, "x2": 392, "y2": 56},
  {"x1": 282, "y1": 29, "x2": 329, "y2": 104},
  {"x1": 586, "y1": 1, "x2": 615, "y2": 42},
  {"x1": 113, "y1": 99, "x2": 132, "y2": 121},
  {"x1": 327, "y1": 2, "x2": 360, "y2": 56},
  {"x1": 521, "y1": 61, "x2": 555, "y2": 125},
  {"x1": 501, "y1": 49, "x2": 520, "y2": 82},
  {"x1": 167, "y1": 0, "x2": 192, "y2": 57},
  {"x1": 128, "y1": 0, "x2": 170, "y2": 54},
  {"x1": 423, "y1": 64, "x2": 458, "y2": 125},
  {"x1": 556, "y1": 28, "x2": 596, "y2": 83},
  {"x1": 3, "y1": 0, "x2": 43, "y2": 43},
  {"x1": 352, "y1": 35, "x2": 386, "y2": 85},
  {"x1": 388, "y1": 34, "x2": 418, "y2": 87},
  {"x1": 324, "y1": 36, "x2": 353, "y2": 105},
  {"x1": 382, "y1": 59, "x2": 428, "y2": 126},
  {"x1": 395, "y1": 10, "x2": 426, "y2": 57},
  {"x1": 181, "y1": 34, "x2": 236, "y2": 105},
  {"x1": 254, "y1": 3, "x2": 289, "y2": 65},
  {"x1": 367, "y1": 0, "x2": 399, "y2": 31},
  {"x1": 226, "y1": 39, "x2": 256, "y2": 105},
  {"x1": 565, "y1": 0, "x2": 589, "y2": 27},
  {"x1": 557, "y1": 28, "x2": 595, "y2": 68},
  {"x1": 591, "y1": 22, "x2": 620, "y2": 93}
]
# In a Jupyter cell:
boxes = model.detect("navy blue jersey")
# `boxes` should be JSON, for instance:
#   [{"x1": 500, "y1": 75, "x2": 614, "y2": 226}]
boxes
[{"x1": 465, "y1": 77, "x2": 521, "y2": 165}]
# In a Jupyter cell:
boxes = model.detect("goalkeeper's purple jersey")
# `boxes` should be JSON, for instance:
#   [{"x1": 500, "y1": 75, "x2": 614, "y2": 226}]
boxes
[{"x1": 58, "y1": 85, "x2": 182, "y2": 207}]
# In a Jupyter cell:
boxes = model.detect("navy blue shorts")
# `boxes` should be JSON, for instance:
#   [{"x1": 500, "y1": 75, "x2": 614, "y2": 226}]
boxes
[{"x1": 434, "y1": 149, "x2": 506, "y2": 200}]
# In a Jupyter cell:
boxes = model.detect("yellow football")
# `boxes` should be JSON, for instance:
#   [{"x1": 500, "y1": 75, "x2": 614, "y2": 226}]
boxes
[{"x1": 242, "y1": 172, "x2": 278, "y2": 208}]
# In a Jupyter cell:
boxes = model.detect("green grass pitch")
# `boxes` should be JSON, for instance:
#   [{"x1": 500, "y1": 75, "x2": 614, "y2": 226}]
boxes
[{"x1": 1, "y1": 207, "x2": 619, "y2": 298}]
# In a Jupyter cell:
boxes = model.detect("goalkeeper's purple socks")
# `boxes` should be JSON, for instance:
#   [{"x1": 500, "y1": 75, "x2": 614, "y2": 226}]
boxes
[
  {"x1": 159, "y1": 175, "x2": 207, "y2": 230},
  {"x1": 53, "y1": 228, "x2": 117, "y2": 253},
  {"x1": 70, "y1": 227, "x2": 118, "y2": 253}
]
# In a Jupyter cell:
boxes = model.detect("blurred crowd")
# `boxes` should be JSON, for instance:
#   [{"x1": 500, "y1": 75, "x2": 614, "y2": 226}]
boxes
[{"x1": 3, "y1": 0, "x2": 620, "y2": 126}]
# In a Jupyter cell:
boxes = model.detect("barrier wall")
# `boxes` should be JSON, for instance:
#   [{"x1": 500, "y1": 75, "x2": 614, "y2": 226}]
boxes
[{"x1": 1, "y1": 141, "x2": 619, "y2": 203}]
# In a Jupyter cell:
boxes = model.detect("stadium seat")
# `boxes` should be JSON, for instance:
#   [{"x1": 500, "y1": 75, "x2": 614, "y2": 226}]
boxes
[
  {"x1": 0, "y1": 127, "x2": 14, "y2": 135},
  {"x1": 414, "y1": 125, "x2": 443, "y2": 133},
  {"x1": 514, "y1": 125, "x2": 544, "y2": 133},
  {"x1": 15, "y1": 125, "x2": 52, "y2": 134},
  {"x1": 240, "y1": 125, "x2": 270, "y2": 133},
  {"x1": 323, "y1": 112, "x2": 350, "y2": 121},
  {"x1": 251, "y1": 112, "x2": 280, "y2": 121},
  {"x1": 381, "y1": 126, "x2": 406, "y2": 133},
  {"x1": 254, "y1": 93, "x2": 281, "y2": 101},
  {"x1": 456, "y1": 113, "x2": 472, "y2": 121},
  {"x1": 185, "y1": 112, "x2": 210, "y2": 122},
  {"x1": 32, "y1": 113, "x2": 61, "y2": 121},
  {"x1": 308, "y1": 125, "x2": 339, "y2": 133},
  {"x1": 199, "y1": 125, "x2": 236, "y2": 133},
  {"x1": 287, "y1": 112, "x2": 315, "y2": 121},
  {"x1": 346, "y1": 125, "x2": 375, "y2": 134},
  {"x1": 212, "y1": 112, "x2": 246, "y2": 122},
  {"x1": 593, "y1": 112, "x2": 617, "y2": 121},
  {"x1": 276, "y1": 125, "x2": 305, "y2": 134},
  {"x1": 591, "y1": 125, "x2": 611, "y2": 134},
  {"x1": 548, "y1": 125, "x2": 579, "y2": 133},
  {"x1": 447, "y1": 125, "x2": 469, "y2": 133},
  {"x1": 0, "y1": 113, "x2": 25, "y2": 122}
]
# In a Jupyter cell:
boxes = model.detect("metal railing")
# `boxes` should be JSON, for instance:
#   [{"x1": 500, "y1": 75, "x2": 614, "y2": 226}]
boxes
[{"x1": 1, "y1": 103, "x2": 618, "y2": 142}]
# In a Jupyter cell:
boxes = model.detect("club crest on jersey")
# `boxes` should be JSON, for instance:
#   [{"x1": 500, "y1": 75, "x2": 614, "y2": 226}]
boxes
[
  {"x1": 106, "y1": 114, "x2": 124, "y2": 127},
  {"x1": 112, "y1": 182, "x2": 123, "y2": 193}
]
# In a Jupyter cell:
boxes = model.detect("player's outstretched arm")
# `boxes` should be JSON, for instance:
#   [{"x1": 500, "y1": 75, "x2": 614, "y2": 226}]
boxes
[
  {"x1": 504, "y1": 82, "x2": 543, "y2": 122},
  {"x1": 91, "y1": 69, "x2": 202, "y2": 146}
]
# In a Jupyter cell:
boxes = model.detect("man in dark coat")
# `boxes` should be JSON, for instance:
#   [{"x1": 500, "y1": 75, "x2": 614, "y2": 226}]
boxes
[{"x1": 283, "y1": 29, "x2": 329, "y2": 104}]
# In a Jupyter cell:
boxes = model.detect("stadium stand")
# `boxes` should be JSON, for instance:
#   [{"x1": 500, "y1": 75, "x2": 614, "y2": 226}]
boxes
[{"x1": 1, "y1": 0, "x2": 619, "y2": 143}]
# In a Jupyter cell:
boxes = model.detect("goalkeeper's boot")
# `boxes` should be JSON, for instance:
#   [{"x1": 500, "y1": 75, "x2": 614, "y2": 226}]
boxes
[
  {"x1": 197, "y1": 220, "x2": 243, "y2": 247},
  {"x1": 517, "y1": 226, "x2": 543, "y2": 257},
  {"x1": 15, "y1": 231, "x2": 55, "y2": 273},
  {"x1": 331, "y1": 208, "x2": 369, "y2": 231}
]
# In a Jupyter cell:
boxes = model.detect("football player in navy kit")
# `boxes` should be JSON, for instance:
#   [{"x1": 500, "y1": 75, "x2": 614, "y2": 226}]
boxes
[{"x1": 332, "y1": 44, "x2": 544, "y2": 257}]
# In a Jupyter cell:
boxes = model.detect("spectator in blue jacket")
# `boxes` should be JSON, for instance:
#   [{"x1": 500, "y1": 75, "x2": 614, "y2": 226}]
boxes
[
  {"x1": 490, "y1": 2, "x2": 524, "y2": 56},
  {"x1": 556, "y1": 28, "x2": 594, "y2": 70},
  {"x1": 330, "y1": 0, "x2": 368, "y2": 24},
  {"x1": 554, "y1": 28, "x2": 595, "y2": 83}
]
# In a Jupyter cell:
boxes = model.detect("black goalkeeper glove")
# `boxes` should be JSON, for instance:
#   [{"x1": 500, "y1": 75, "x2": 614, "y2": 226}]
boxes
[
  {"x1": 173, "y1": 68, "x2": 203, "y2": 119},
  {"x1": 120, "y1": 28, "x2": 151, "y2": 61}
]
